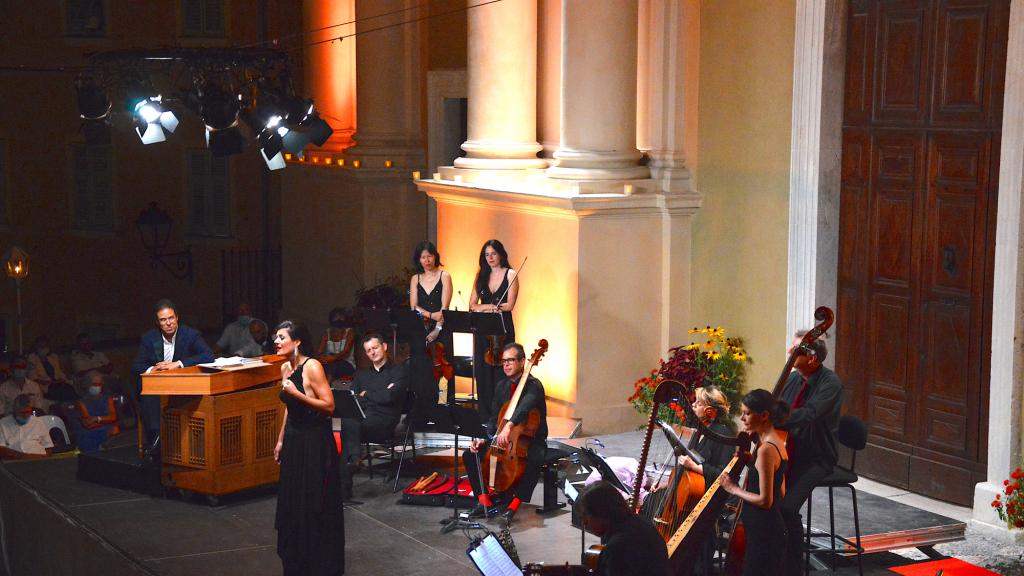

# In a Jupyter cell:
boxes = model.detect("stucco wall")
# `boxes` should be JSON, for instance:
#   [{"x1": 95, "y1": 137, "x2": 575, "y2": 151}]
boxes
[{"x1": 692, "y1": 0, "x2": 796, "y2": 392}]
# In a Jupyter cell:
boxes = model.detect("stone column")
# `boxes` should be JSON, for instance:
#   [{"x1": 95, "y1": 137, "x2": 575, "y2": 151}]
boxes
[
  {"x1": 548, "y1": 0, "x2": 649, "y2": 180},
  {"x1": 453, "y1": 0, "x2": 546, "y2": 170},
  {"x1": 347, "y1": 0, "x2": 424, "y2": 168},
  {"x1": 303, "y1": 0, "x2": 357, "y2": 151}
]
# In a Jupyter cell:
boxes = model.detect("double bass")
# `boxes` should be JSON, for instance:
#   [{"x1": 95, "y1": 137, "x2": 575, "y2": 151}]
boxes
[{"x1": 483, "y1": 339, "x2": 548, "y2": 492}]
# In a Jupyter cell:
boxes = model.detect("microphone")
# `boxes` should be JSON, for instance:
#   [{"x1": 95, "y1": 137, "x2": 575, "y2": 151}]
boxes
[{"x1": 657, "y1": 420, "x2": 704, "y2": 465}]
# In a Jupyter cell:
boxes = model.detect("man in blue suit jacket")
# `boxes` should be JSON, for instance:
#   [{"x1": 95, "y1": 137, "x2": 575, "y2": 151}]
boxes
[{"x1": 132, "y1": 299, "x2": 214, "y2": 446}]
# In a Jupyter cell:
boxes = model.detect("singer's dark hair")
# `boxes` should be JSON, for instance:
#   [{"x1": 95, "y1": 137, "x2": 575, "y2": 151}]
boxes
[
  {"x1": 274, "y1": 320, "x2": 315, "y2": 357},
  {"x1": 474, "y1": 239, "x2": 510, "y2": 297},
  {"x1": 577, "y1": 481, "x2": 631, "y2": 523},
  {"x1": 412, "y1": 241, "x2": 443, "y2": 273},
  {"x1": 742, "y1": 389, "x2": 790, "y2": 427}
]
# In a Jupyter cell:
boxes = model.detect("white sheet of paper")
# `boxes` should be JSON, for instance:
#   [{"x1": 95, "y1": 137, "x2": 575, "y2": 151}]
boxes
[{"x1": 468, "y1": 535, "x2": 520, "y2": 576}]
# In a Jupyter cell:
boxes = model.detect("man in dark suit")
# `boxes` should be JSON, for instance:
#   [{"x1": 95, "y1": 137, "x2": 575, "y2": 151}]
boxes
[{"x1": 132, "y1": 299, "x2": 214, "y2": 446}]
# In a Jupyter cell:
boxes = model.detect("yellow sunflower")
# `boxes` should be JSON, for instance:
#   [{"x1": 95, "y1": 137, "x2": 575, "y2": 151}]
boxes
[
  {"x1": 708, "y1": 326, "x2": 725, "y2": 339},
  {"x1": 705, "y1": 350, "x2": 721, "y2": 361},
  {"x1": 733, "y1": 351, "x2": 748, "y2": 361},
  {"x1": 684, "y1": 342, "x2": 701, "y2": 351}
]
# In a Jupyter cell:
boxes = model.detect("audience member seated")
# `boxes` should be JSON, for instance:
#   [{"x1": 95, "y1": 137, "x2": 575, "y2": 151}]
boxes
[
  {"x1": 1, "y1": 356, "x2": 49, "y2": 415},
  {"x1": 71, "y1": 333, "x2": 115, "y2": 393},
  {"x1": 73, "y1": 371, "x2": 120, "y2": 452},
  {"x1": 0, "y1": 395, "x2": 54, "y2": 459},
  {"x1": 237, "y1": 318, "x2": 274, "y2": 357},
  {"x1": 318, "y1": 307, "x2": 356, "y2": 382},
  {"x1": 27, "y1": 336, "x2": 78, "y2": 403},
  {"x1": 216, "y1": 303, "x2": 261, "y2": 357}
]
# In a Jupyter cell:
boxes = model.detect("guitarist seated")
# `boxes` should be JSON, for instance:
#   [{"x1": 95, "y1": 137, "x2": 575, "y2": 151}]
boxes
[
  {"x1": 463, "y1": 342, "x2": 547, "y2": 523},
  {"x1": 579, "y1": 481, "x2": 670, "y2": 576}
]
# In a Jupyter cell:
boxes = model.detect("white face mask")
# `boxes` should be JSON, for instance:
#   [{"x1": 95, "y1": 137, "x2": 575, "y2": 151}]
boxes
[{"x1": 88, "y1": 386, "x2": 102, "y2": 396}]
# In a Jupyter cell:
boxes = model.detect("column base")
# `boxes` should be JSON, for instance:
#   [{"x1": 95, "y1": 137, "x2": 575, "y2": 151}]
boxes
[
  {"x1": 972, "y1": 481, "x2": 1024, "y2": 542},
  {"x1": 455, "y1": 139, "x2": 547, "y2": 169},
  {"x1": 548, "y1": 148, "x2": 650, "y2": 180}
]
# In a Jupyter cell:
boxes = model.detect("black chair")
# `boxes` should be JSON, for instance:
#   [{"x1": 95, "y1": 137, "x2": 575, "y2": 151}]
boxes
[
  {"x1": 805, "y1": 415, "x2": 868, "y2": 575},
  {"x1": 363, "y1": 390, "x2": 418, "y2": 491}
]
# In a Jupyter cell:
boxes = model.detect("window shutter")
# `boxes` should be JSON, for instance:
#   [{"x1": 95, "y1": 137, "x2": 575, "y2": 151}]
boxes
[
  {"x1": 66, "y1": 0, "x2": 106, "y2": 37},
  {"x1": 204, "y1": 0, "x2": 225, "y2": 36},
  {"x1": 189, "y1": 152, "x2": 207, "y2": 232},
  {"x1": 0, "y1": 141, "x2": 6, "y2": 223},
  {"x1": 209, "y1": 156, "x2": 229, "y2": 236},
  {"x1": 89, "y1": 148, "x2": 112, "y2": 228},
  {"x1": 182, "y1": 0, "x2": 203, "y2": 35}
]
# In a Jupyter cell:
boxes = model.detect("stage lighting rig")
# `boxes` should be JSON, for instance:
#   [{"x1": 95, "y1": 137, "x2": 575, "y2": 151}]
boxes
[{"x1": 132, "y1": 95, "x2": 179, "y2": 145}]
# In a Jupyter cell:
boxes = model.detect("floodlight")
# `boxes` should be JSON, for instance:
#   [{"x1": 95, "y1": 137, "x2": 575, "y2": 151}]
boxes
[
  {"x1": 201, "y1": 88, "x2": 240, "y2": 131},
  {"x1": 206, "y1": 126, "x2": 245, "y2": 157},
  {"x1": 76, "y1": 79, "x2": 110, "y2": 120}
]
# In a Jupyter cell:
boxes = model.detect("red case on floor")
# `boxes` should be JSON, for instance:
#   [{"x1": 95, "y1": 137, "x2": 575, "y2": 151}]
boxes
[{"x1": 401, "y1": 475, "x2": 479, "y2": 508}]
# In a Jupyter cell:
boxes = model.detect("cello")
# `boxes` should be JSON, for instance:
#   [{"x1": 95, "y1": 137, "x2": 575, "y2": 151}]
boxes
[
  {"x1": 483, "y1": 339, "x2": 548, "y2": 493},
  {"x1": 722, "y1": 305, "x2": 834, "y2": 575}
]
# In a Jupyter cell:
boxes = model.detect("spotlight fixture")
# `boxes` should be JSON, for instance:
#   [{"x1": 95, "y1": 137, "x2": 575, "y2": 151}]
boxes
[
  {"x1": 257, "y1": 117, "x2": 286, "y2": 170},
  {"x1": 133, "y1": 95, "x2": 178, "y2": 145},
  {"x1": 207, "y1": 126, "x2": 245, "y2": 157},
  {"x1": 200, "y1": 87, "x2": 240, "y2": 131}
]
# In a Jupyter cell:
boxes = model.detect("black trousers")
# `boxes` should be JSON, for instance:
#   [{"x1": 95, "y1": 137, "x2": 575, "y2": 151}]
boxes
[
  {"x1": 779, "y1": 459, "x2": 832, "y2": 576},
  {"x1": 137, "y1": 377, "x2": 160, "y2": 444},
  {"x1": 340, "y1": 414, "x2": 398, "y2": 486},
  {"x1": 461, "y1": 439, "x2": 545, "y2": 503}
]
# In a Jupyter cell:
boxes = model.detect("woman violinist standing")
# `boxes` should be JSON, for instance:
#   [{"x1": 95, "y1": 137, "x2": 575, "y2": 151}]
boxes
[
  {"x1": 469, "y1": 239, "x2": 518, "y2": 422},
  {"x1": 408, "y1": 241, "x2": 453, "y2": 410},
  {"x1": 720, "y1": 389, "x2": 789, "y2": 576}
]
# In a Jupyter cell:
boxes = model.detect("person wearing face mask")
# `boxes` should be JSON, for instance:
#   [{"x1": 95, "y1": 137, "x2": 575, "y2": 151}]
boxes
[
  {"x1": 214, "y1": 303, "x2": 261, "y2": 357},
  {"x1": 1, "y1": 355, "x2": 49, "y2": 415},
  {"x1": 27, "y1": 336, "x2": 77, "y2": 403},
  {"x1": 73, "y1": 371, "x2": 120, "y2": 452},
  {"x1": 0, "y1": 394, "x2": 54, "y2": 459},
  {"x1": 316, "y1": 307, "x2": 356, "y2": 382}
]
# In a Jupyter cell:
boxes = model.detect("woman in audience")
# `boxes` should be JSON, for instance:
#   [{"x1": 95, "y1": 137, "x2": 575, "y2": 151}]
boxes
[
  {"x1": 74, "y1": 371, "x2": 120, "y2": 452},
  {"x1": 317, "y1": 307, "x2": 356, "y2": 383}
]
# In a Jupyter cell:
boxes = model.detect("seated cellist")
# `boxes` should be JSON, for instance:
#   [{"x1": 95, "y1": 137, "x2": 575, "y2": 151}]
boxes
[{"x1": 462, "y1": 342, "x2": 546, "y2": 524}]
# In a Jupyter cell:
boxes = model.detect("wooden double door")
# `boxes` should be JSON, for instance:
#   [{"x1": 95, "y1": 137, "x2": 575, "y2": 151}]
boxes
[{"x1": 837, "y1": 0, "x2": 1009, "y2": 505}]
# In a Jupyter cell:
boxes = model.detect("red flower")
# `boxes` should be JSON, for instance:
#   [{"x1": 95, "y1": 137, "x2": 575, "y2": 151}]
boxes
[
  {"x1": 1013, "y1": 469, "x2": 1023, "y2": 480},
  {"x1": 1006, "y1": 485, "x2": 1015, "y2": 495},
  {"x1": 1015, "y1": 519, "x2": 1024, "y2": 528},
  {"x1": 992, "y1": 500, "x2": 1001, "y2": 508},
  {"x1": 1004, "y1": 479, "x2": 1010, "y2": 486}
]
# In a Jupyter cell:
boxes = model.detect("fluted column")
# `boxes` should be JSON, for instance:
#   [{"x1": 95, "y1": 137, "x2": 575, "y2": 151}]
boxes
[
  {"x1": 347, "y1": 0, "x2": 424, "y2": 167},
  {"x1": 548, "y1": 0, "x2": 649, "y2": 180},
  {"x1": 453, "y1": 0, "x2": 546, "y2": 170},
  {"x1": 303, "y1": 0, "x2": 356, "y2": 151}
]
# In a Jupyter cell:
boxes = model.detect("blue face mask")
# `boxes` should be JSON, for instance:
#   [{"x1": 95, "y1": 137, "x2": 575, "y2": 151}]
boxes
[
  {"x1": 13, "y1": 414, "x2": 29, "y2": 425},
  {"x1": 12, "y1": 369, "x2": 27, "y2": 382},
  {"x1": 238, "y1": 316, "x2": 253, "y2": 328}
]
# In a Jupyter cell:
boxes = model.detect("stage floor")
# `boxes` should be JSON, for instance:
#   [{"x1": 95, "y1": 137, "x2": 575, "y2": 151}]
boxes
[{"x1": 0, "y1": 430, "x2": 970, "y2": 576}]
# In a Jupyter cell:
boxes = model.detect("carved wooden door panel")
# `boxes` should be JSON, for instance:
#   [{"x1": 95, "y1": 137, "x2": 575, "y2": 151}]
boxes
[{"x1": 837, "y1": 0, "x2": 1007, "y2": 505}]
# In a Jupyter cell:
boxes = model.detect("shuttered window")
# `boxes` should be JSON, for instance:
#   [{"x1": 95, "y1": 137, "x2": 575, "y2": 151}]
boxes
[
  {"x1": 71, "y1": 143, "x2": 114, "y2": 231},
  {"x1": 65, "y1": 0, "x2": 106, "y2": 37},
  {"x1": 182, "y1": 0, "x2": 225, "y2": 37},
  {"x1": 187, "y1": 151, "x2": 230, "y2": 237}
]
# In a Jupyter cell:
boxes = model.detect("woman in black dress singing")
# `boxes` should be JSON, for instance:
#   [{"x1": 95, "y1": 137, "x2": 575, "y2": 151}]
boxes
[
  {"x1": 720, "y1": 389, "x2": 789, "y2": 576},
  {"x1": 408, "y1": 241, "x2": 453, "y2": 409},
  {"x1": 469, "y1": 239, "x2": 519, "y2": 423},
  {"x1": 273, "y1": 320, "x2": 345, "y2": 576}
]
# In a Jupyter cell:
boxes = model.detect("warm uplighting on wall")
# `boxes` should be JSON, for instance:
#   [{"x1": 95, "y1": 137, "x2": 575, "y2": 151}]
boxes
[
  {"x1": 312, "y1": 156, "x2": 320, "y2": 164},
  {"x1": 284, "y1": 153, "x2": 293, "y2": 161},
  {"x1": 623, "y1": 184, "x2": 634, "y2": 195},
  {"x1": 338, "y1": 158, "x2": 346, "y2": 167},
  {"x1": 412, "y1": 171, "x2": 421, "y2": 180},
  {"x1": 384, "y1": 159, "x2": 393, "y2": 168},
  {"x1": 324, "y1": 157, "x2": 333, "y2": 165},
  {"x1": 352, "y1": 159, "x2": 361, "y2": 168}
]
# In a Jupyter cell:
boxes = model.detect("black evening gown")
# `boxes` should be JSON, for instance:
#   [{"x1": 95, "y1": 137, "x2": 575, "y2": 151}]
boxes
[
  {"x1": 409, "y1": 275, "x2": 445, "y2": 414},
  {"x1": 740, "y1": 442, "x2": 787, "y2": 576},
  {"x1": 275, "y1": 359, "x2": 345, "y2": 576},
  {"x1": 473, "y1": 269, "x2": 515, "y2": 423}
]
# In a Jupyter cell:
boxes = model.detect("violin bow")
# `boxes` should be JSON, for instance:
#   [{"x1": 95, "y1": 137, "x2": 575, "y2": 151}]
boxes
[{"x1": 492, "y1": 256, "x2": 528, "y2": 307}]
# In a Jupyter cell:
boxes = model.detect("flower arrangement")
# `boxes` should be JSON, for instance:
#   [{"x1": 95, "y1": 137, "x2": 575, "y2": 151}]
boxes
[
  {"x1": 992, "y1": 467, "x2": 1024, "y2": 529},
  {"x1": 628, "y1": 326, "x2": 751, "y2": 427}
]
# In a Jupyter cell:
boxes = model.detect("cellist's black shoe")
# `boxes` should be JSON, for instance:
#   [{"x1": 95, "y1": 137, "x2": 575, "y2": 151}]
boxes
[
  {"x1": 467, "y1": 503, "x2": 499, "y2": 519},
  {"x1": 500, "y1": 508, "x2": 516, "y2": 524}
]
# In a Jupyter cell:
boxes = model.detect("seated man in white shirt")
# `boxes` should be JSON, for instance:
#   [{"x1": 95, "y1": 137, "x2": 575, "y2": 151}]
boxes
[
  {"x1": 0, "y1": 394, "x2": 54, "y2": 459},
  {"x1": 215, "y1": 303, "x2": 260, "y2": 357},
  {"x1": 71, "y1": 333, "x2": 115, "y2": 394},
  {"x1": 0, "y1": 356, "x2": 49, "y2": 415}
]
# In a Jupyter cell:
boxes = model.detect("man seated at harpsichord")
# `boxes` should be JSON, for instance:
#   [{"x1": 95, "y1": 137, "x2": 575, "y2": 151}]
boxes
[
  {"x1": 462, "y1": 342, "x2": 547, "y2": 524},
  {"x1": 578, "y1": 480, "x2": 670, "y2": 576},
  {"x1": 0, "y1": 395, "x2": 54, "y2": 459}
]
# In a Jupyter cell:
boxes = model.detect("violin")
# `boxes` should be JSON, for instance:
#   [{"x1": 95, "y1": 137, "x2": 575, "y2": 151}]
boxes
[
  {"x1": 482, "y1": 340, "x2": 548, "y2": 493},
  {"x1": 484, "y1": 334, "x2": 506, "y2": 366},
  {"x1": 427, "y1": 341, "x2": 454, "y2": 382}
]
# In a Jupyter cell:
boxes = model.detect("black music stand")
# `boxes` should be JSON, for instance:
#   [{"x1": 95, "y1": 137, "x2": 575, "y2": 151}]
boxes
[
  {"x1": 442, "y1": 310, "x2": 507, "y2": 406},
  {"x1": 333, "y1": 389, "x2": 366, "y2": 506},
  {"x1": 434, "y1": 403, "x2": 490, "y2": 534}
]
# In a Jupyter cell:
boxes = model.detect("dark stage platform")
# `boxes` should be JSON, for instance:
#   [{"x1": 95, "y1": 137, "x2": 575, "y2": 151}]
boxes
[{"x1": 0, "y1": 431, "x2": 969, "y2": 576}]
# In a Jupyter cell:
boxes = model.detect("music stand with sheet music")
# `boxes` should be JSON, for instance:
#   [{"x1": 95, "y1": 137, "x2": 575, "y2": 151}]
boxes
[
  {"x1": 467, "y1": 534, "x2": 521, "y2": 576},
  {"x1": 442, "y1": 310, "x2": 508, "y2": 406},
  {"x1": 432, "y1": 402, "x2": 490, "y2": 534}
]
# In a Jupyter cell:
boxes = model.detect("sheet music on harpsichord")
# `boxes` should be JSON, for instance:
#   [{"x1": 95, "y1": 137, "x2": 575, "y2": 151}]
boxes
[
  {"x1": 198, "y1": 356, "x2": 271, "y2": 371},
  {"x1": 467, "y1": 534, "x2": 521, "y2": 576}
]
